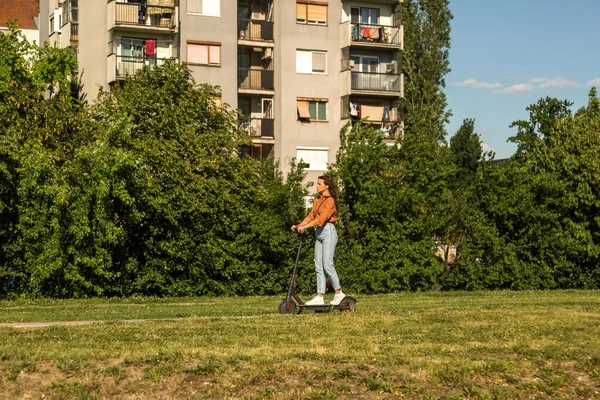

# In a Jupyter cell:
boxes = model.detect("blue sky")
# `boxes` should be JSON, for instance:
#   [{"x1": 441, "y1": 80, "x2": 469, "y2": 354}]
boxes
[{"x1": 445, "y1": 0, "x2": 600, "y2": 159}]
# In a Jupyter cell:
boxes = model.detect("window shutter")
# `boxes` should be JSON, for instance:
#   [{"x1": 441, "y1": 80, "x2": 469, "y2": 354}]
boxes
[
  {"x1": 296, "y1": 50, "x2": 312, "y2": 73},
  {"x1": 187, "y1": 0, "x2": 202, "y2": 13},
  {"x1": 202, "y1": 0, "x2": 220, "y2": 16},
  {"x1": 296, "y1": 3, "x2": 307, "y2": 22},
  {"x1": 307, "y1": 4, "x2": 327, "y2": 24},
  {"x1": 188, "y1": 43, "x2": 208, "y2": 64},
  {"x1": 297, "y1": 148, "x2": 328, "y2": 171},
  {"x1": 297, "y1": 100, "x2": 310, "y2": 119},
  {"x1": 312, "y1": 52, "x2": 326, "y2": 72},
  {"x1": 209, "y1": 45, "x2": 221, "y2": 65}
]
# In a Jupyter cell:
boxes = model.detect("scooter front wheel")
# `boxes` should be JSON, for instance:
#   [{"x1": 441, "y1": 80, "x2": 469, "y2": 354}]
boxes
[{"x1": 278, "y1": 299, "x2": 296, "y2": 314}]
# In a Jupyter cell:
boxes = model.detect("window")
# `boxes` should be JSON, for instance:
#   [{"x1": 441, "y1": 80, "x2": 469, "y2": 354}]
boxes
[
  {"x1": 297, "y1": 98, "x2": 327, "y2": 121},
  {"x1": 49, "y1": 16, "x2": 55, "y2": 34},
  {"x1": 351, "y1": 7, "x2": 380, "y2": 25},
  {"x1": 350, "y1": 55, "x2": 379, "y2": 72},
  {"x1": 296, "y1": 2, "x2": 327, "y2": 25},
  {"x1": 241, "y1": 144, "x2": 273, "y2": 159},
  {"x1": 122, "y1": 38, "x2": 157, "y2": 59},
  {"x1": 361, "y1": 7, "x2": 380, "y2": 25},
  {"x1": 187, "y1": 42, "x2": 221, "y2": 66},
  {"x1": 187, "y1": 0, "x2": 220, "y2": 16},
  {"x1": 296, "y1": 50, "x2": 327, "y2": 74},
  {"x1": 296, "y1": 147, "x2": 328, "y2": 171}
]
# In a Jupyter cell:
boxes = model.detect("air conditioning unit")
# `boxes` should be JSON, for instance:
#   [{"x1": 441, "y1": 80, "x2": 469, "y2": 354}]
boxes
[{"x1": 251, "y1": 11, "x2": 265, "y2": 20}]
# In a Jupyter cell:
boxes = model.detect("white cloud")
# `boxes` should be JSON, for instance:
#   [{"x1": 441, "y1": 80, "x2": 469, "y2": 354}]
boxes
[
  {"x1": 528, "y1": 77, "x2": 549, "y2": 84},
  {"x1": 454, "y1": 79, "x2": 503, "y2": 89},
  {"x1": 481, "y1": 143, "x2": 495, "y2": 153},
  {"x1": 587, "y1": 78, "x2": 600, "y2": 87},
  {"x1": 538, "y1": 77, "x2": 583, "y2": 89},
  {"x1": 493, "y1": 84, "x2": 535, "y2": 94}
]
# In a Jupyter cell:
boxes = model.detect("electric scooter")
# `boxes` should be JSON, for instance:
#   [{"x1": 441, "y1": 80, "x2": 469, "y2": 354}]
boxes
[{"x1": 278, "y1": 233, "x2": 357, "y2": 314}]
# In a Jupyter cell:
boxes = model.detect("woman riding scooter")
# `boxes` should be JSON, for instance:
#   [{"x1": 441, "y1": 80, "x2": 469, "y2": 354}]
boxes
[{"x1": 291, "y1": 175, "x2": 345, "y2": 306}]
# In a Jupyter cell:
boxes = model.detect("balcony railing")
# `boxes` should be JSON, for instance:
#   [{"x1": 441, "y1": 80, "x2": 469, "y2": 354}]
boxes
[
  {"x1": 238, "y1": 68, "x2": 274, "y2": 90},
  {"x1": 351, "y1": 71, "x2": 401, "y2": 92},
  {"x1": 350, "y1": 23, "x2": 401, "y2": 46},
  {"x1": 115, "y1": 2, "x2": 176, "y2": 28},
  {"x1": 70, "y1": 22, "x2": 78, "y2": 43},
  {"x1": 239, "y1": 118, "x2": 274, "y2": 138},
  {"x1": 238, "y1": 18, "x2": 274, "y2": 41},
  {"x1": 351, "y1": 120, "x2": 402, "y2": 139},
  {"x1": 116, "y1": 55, "x2": 169, "y2": 77}
]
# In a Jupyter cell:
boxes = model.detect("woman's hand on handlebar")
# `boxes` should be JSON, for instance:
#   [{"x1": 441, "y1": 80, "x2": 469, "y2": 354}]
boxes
[{"x1": 291, "y1": 224, "x2": 307, "y2": 234}]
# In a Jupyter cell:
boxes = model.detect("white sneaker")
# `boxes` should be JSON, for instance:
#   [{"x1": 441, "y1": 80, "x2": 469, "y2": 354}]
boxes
[
  {"x1": 330, "y1": 291, "x2": 346, "y2": 305},
  {"x1": 305, "y1": 296, "x2": 325, "y2": 306}
]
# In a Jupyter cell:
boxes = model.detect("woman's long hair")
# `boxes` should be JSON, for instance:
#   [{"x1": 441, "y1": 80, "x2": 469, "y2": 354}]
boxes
[{"x1": 318, "y1": 175, "x2": 338, "y2": 214}]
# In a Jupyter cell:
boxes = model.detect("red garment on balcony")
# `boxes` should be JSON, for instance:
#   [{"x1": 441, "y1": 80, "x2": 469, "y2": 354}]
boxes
[
  {"x1": 361, "y1": 26, "x2": 370, "y2": 38},
  {"x1": 145, "y1": 40, "x2": 156, "y2": 55}
]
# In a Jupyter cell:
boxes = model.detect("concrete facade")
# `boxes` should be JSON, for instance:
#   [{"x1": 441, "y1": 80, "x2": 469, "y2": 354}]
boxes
[{"x1": 39, "y1": 0, "x2": 403, "y2": 184}]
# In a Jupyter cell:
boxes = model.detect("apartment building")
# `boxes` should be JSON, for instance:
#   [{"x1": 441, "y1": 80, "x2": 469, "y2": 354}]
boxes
[{"x1": 40, "y1": 0, "x2": 403, "y2": 183}]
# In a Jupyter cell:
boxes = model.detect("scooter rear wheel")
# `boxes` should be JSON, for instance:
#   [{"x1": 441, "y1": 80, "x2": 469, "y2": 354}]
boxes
[
  {"x1": 338, "y1": 297, "x2": 357, "y2": 312},
  {"x1": 278, "y1": 299, "x2": 296, "y2": 314}
]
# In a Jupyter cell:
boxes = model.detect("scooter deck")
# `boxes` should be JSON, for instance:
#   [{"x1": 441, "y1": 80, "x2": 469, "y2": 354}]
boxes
[
  {"x1": 298, "y1": 296, "x2": 357, "y2": 312},
  {"x1": 300, "y1": 304, "x2": 342, "y2": 311}
]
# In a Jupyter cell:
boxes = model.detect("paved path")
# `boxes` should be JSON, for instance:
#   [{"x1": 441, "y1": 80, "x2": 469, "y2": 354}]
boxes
[{"x1": 0, "y1": 315, "x2": 264, "y2": 329}]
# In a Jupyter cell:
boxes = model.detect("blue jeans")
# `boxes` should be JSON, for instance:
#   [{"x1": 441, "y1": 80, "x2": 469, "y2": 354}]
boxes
[{"x1": 314, "y1": 223, "x2": 341, "y2": 294}]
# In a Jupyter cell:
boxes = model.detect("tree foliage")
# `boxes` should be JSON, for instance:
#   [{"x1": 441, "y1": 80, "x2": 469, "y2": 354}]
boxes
[{"x1": 3, "y1": 21, "x2": 600, "y2": 298}]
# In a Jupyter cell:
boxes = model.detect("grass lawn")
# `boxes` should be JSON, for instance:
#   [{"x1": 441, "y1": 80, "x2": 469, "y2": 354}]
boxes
[{"x1": 0, "y1": 290, "x2": 599, "y2": 399}]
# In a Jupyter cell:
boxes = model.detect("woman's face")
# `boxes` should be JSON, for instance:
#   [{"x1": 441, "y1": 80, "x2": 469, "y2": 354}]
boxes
[{"x1": 316, "y1": 179, "x2": 328, "y2": 193}]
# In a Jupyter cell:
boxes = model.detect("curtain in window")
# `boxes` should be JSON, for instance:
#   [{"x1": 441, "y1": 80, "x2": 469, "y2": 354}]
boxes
[
  {"x1": 317, "y1": 102, "x2": 327, "y2": 120},
  {"x1": 308, "y1": 102, "x2": 317, "y2": 120}
]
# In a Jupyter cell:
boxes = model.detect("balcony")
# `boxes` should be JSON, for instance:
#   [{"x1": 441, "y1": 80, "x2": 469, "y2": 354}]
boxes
[
  {"x1": 351, "y1": 71, "x2": 401, "y2": 94},
  {"x1": 350, "y1": 23, "x2": 402, "y2": 47},
  {"x1": 115, "y1": 55, "x2": 170, "y2": 78},
  {"x1": 113, "y1": 1, "x2": 177, "y2": 30},
  {"x1": 239, "y1": 118, "x2": 274, "y2": 138},
  {"x1": 70, "y1": 22, "x2": 78, "y2": 43},
  {"x1": 351, "y1": 119, "x2": 402, "y2": 140},
  {"x1": 238, "y1": 18, "x2": 274, "y2": 42},
  {"x1": 238, "y1": 68, "x2": 274, "y2": 91}
]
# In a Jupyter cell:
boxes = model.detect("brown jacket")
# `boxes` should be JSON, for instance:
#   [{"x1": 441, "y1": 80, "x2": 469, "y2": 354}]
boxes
[{"x1": 301, "y1": 195, "x2": 337, "y2": 227}]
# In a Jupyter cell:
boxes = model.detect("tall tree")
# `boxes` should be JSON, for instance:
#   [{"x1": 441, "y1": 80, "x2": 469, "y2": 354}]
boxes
[
  {"x1": 0, "y1": 23, "x2": 79, "y2": 295},
  {"x1": 449, "y1": 118, "x2": 484, "y2": 188},
  {"x1": 401, "y1": 0, "x2": 453, "y2": 141},
  {"x1": 508, "y1": 96, "x2": 573, "y2": 161}
]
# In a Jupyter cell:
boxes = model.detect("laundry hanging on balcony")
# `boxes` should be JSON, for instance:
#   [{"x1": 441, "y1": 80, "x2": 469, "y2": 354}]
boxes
[
  {"x1": 360, "y1": 105, "x2": 384, "y2": 121},
  {"x1": 361, "y1": 26, "x2": 381, "y2": 41},
  {"x1": 145, "y1": 40, "x2": 156, "y2": 55}
]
